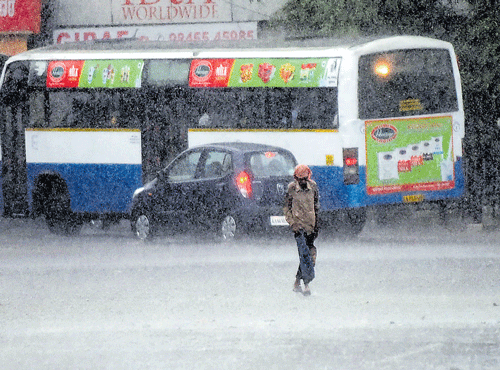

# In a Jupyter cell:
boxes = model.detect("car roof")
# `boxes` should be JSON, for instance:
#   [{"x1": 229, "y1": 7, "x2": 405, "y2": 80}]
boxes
[{"x1": 194, "y1": 142, "x2": 293, "y2": 154}]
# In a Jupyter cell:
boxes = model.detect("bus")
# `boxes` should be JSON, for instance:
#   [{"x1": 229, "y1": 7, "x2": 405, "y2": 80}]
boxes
[{"x1": 0, "y1": 36, "x2": 464, "y2": 235}]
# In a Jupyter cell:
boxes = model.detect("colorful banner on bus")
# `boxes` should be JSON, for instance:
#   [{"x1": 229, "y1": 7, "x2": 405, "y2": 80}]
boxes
[
  {"x1": 365, "y1": 116, "x2": 455, "y2": 195},
  {"x1": 188, "y1": 58, "x2": 341, "y2": 88},
  {"x1": 45, "y1": 58, "x2": 340, "y2": 89},
  {"x1": 46, "y1": 60, "x2": 144, "y2": 88}
]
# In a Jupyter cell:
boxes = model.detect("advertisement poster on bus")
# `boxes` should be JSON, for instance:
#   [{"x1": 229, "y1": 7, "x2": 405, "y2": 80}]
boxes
[
  {"x1": 189, "y1": 58, "x2": 341, "y2": 88},
  {"x1": 46, "y1": 60, "x2": 144, "y2": 88},
  {"x1": 365, "y1": 116, "x2": 455, "y2": 195}
]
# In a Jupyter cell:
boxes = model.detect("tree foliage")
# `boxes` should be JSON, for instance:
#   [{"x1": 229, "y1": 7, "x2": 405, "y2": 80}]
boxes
[
  {"x1": 455, "y1": 3, "x2": 500, "y2": 123},
  {"x1": 274, "y1": 0, "x2": 457, "y2": 39}
]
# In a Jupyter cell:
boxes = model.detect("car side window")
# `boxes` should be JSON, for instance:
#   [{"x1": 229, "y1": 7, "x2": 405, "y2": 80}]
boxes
[
  {"x1": 202, "y1": 151, "x2": 232, "y2": 179},
  {"x1": 168, "y1": 151, "x2": 202, "y2": 181}
]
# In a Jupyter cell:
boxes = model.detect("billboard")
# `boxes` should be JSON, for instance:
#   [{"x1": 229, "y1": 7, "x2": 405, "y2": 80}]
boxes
[
  {"x1": 54, "y1": 0, "x2": 287, "y2": 27},
  {"x1": 113, "y1": 0, "x2": 230, "y2": 24},
  {"x1": 54, "y1": 22, "x2": 257, "y2": 44},
  {"x1": 0, "y1": 0, "x2": 41, "y2": 33}
]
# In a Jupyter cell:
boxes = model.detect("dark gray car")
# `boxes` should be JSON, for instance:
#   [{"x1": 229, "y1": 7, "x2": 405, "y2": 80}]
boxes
[{"x1": 130, "y1": 142, "x2": 297, "y2": 240}]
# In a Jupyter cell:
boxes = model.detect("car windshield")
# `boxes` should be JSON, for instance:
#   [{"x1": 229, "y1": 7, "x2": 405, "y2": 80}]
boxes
[{"x1": 249, "y1": 151, "x2": 296, "y2": 177}]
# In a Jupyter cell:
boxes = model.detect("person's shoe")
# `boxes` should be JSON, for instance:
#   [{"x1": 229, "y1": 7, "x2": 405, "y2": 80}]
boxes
[
  {"x1": 303, "y1": 284, "x2": 311, "y2": 296},
  {"x1": 293, "y1": 279, "x2": 302, "y2": 293}
]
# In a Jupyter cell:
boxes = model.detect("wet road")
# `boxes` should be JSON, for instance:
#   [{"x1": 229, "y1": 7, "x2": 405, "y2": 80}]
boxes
[{"x1": 1, "y1": 215, "x2": 499, "y2": 369}]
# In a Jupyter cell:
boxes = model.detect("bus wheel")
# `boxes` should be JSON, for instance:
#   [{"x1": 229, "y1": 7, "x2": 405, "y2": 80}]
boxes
[
  {"x1": 46, "y1": 213, "x2": 83, "y2": 236},
  {"x1": 44, "y1": 193, "x2": 82, "y2": 236},
  {"x1": 132, "y1": 212, "x2": 156, "y2": 240},
  {"x1": 321, "y1": 209, "x2": 367, "y2": 238},
  {"x1": 343, "y1": 208, "x2": 367, "y2": 236},
  {"x1": 438, "y1": 200, "x2": 466, "y2": 231},
  {"x1": 34, "y1": 175, "x2": 81, "y2": 236}
]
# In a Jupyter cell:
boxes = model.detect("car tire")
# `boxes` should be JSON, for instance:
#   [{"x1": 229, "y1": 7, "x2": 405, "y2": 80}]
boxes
[
  {"x1": 218, "y1": 213, "x2": 241, "y2": 241},
  {"x1": 133, "y1": 212, "x2": 156, "y2": 240}
]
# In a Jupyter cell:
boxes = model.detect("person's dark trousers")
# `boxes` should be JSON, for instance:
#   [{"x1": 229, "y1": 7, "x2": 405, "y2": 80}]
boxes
[{"x1": 295, "y1": 230, "x2": 315, "y2": 284}]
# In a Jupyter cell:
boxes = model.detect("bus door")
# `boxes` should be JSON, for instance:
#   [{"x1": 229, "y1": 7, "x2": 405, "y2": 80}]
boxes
[
  {"x1": 141, "y1": 91, "x2": 167, "y2": 182},
  {"x1": 141, "y1": 88, "x2": 189, "y2": 183},
  {"x1": 1, "y1": 61, "x2": 29, "y2": 217}
]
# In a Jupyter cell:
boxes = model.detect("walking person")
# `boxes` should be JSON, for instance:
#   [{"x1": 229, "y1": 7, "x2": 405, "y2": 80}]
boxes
[{"x1": 284, "y1": 164, "x2": 319, "y2": 296}]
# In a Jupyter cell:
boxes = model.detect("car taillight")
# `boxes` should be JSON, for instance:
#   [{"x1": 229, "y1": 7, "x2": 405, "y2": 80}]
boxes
[
  {"x1": 343, "y1": 148, "x2": 359, "y2": 185},
  {"x1": 236, "y1": 171, "x2": 252, "y2": 198}
]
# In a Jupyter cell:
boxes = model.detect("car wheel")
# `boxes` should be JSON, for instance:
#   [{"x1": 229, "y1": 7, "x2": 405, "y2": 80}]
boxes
[
  {"x1": 133, "y1": 212, "x2": 155, "y2": 240},
  {"x1": 219, "y1": 214, "x2": 238, "y2": 241}
]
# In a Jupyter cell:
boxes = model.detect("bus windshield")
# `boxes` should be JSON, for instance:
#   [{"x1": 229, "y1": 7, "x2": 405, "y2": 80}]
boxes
[{"x1": 358, "y1": 48, "x2": 458, "y2": 119}]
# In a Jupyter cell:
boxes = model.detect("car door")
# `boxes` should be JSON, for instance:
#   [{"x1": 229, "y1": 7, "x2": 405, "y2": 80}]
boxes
[
  {"x1": 153, "y1": 149, "x2": 203, "y2": 225},
  {"x1": 192, "y1": 149, "x2": 234, "y2": 224}
]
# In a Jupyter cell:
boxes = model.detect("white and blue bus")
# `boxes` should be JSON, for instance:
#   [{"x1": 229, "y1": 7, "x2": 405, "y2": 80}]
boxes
[{"x1": 0, "y1": 36, "x2": 464, "y2": 234}]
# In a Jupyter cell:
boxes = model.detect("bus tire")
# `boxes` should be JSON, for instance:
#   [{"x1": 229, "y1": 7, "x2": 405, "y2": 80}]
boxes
[
  {"x1": 46, "y1": 213, "x2": 83, "y2": 236},
  {"x1": 132, "y1": 211, "x2": 156, "y2": 240},
  {"x1": 36, "y1": 176, "x2": 82, "y2": 236},
  {"x1": 437, "y1": 200, "x2": 466, "y2": 231},
  {"x1": 341, "y1": 208, "x2": 367, "y2": 236},
  {"x1": 320, "y1": 209, "x2": 366, "y2": 239}
]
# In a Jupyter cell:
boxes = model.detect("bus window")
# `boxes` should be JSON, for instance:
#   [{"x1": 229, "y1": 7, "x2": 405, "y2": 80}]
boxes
[
  {"x1": 145, "y1": 59, "x2": 190, "y2": 86},
  {"x1": 49, "y1": 91, "x2": 84, "y2": 127},
  {"x1": 188, "y1": 87, "x2": 338, "y2": 130},
  {"x1": 237, "y1": 88, "x2": 266, "y2": 128},
  {"x1": 268, "y1": 88, "x2": 291, "y2": 128},
  {"x1": 28, "y1": 91, "x2": 46, "y2": 128},
  {"x1": 28, "y1": 60, "x2": 48, "y2": 87},
  {"x1": 358, "y1": 48, "x2": 458, "y2": 119}
]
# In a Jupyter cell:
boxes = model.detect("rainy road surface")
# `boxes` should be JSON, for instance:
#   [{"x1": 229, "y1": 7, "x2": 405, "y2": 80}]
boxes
[{"x1": 1, "y1": 214, "x2": 500, "y2": 370}]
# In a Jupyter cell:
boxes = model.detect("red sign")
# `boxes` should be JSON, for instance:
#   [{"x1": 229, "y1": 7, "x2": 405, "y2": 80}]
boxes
[
  {"x1": 0, "y1": 0, "x2": 41, "y2": 33},
  {"x1": 46, "y1": 61, "x2": 84, "y2": 88},
  {"x1": 189, "y1": 59, "x2": 234, "y2": 87},
  {"x1": 367, "y1": 180, "x2": 455, "y2": 195}
]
